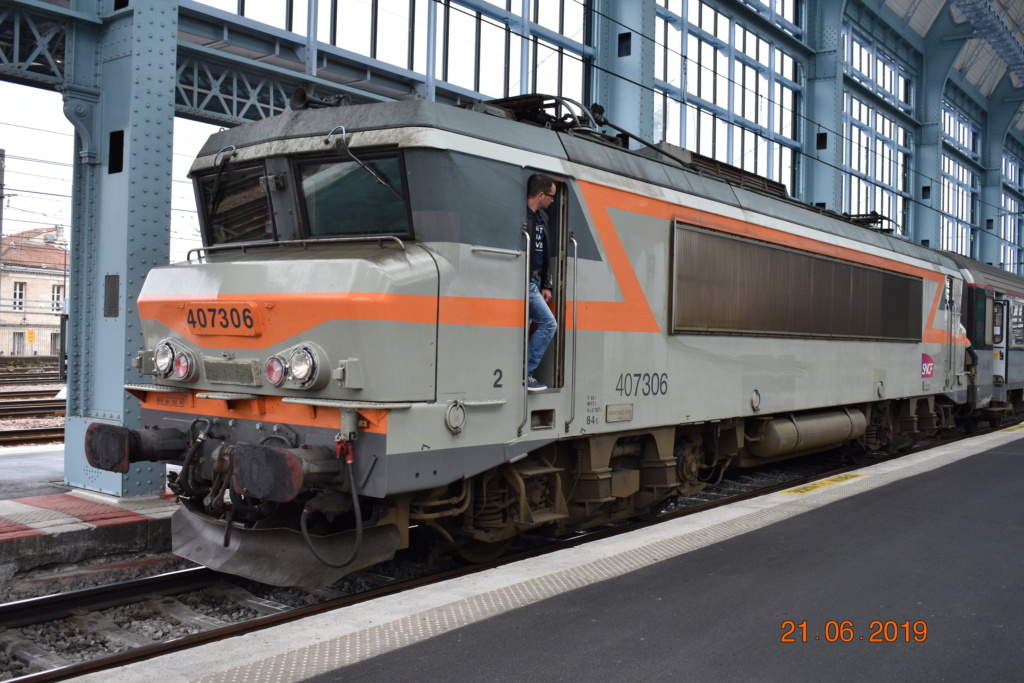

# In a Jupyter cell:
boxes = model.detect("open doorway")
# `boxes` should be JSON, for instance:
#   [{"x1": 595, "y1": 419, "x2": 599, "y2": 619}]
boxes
[{"x1": 527, "y1": 173, "x2": 569, "y2": 391}]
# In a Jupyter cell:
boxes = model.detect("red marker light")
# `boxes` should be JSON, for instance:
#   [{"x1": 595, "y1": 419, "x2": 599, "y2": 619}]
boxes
[
  {"x1": 173, "y1": 352, "x2": 193, "y2": 380},
  {"x1": 265, "y1": 356, "x2": 286, "y2": 386}
]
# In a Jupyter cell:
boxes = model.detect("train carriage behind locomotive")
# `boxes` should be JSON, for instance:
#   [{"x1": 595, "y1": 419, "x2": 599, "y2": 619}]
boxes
[
  {"x1": 85, "y1": 95, "x2": 990, "y2": 587},
  {"x1": 941, "y1": 251, "x2": 1024, "y2": 423}
]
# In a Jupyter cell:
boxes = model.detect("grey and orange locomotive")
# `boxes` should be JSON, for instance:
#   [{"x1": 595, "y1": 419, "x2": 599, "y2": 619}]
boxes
[{"x1": 85, "y1": 94, "x2": 1022, "y2": 587}]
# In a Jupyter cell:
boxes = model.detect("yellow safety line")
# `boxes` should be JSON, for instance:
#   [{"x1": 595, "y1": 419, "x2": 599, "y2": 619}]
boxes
[{"x1": 781, "y1": 472, "x2": 867, "y2": 495}]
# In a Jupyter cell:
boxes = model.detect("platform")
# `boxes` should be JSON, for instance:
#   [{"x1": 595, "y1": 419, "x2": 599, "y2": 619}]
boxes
[
  {"x1": 69, "y1": 425, "x2": 1024, "y2": 682},
  {"x1": 0, "y1": 446, "x2": 177, "y2": 574}
]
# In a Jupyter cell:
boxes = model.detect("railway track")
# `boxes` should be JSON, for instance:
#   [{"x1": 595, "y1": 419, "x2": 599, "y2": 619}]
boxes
[
  {"x1": 0, "y1": 561, "x2": 457, "y2": 681},
  {"x1": 0, "y1": 376, "x2": 63, "y2": 386},
  {"x1": 0, "y1": 428, "x2": 65, "y2": 446},
  {"x1": 0, "y1": 374, "x2": 63, "y2": 385},
  {"x1": 0, "y1": 384, "x2": 67, "y2": 447},
  {"x1": 0, "y1": 422, "x2": 1014, "y2": 680},
  {"x1": 0, "y1": 391, "x2": 61, "y2": 401},
  {"x1": 0, "y1": 400, "x2": 66, "y2": 419}
]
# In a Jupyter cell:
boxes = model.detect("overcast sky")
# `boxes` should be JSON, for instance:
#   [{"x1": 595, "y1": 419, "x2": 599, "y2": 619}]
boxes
[{"x1": 0, "y1": 80, "x2": 218, "y2": 263}]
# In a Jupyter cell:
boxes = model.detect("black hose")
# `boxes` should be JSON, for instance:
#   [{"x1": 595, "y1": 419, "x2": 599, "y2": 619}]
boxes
[
  {"x1": 300, "y1": 459, "x2": 364, "y2": 569},
  {"x1": 177, "y1": 435, "x2": 205, "y2": 498}
]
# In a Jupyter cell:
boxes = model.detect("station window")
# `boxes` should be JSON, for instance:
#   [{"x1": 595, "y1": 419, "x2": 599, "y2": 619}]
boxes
[
  {"x1": 654, "y1": 0, "x2": 799, "y2": 189},
  {"x1": 1002, "y1": 153, "x2": 1024, "y2": 274},
  {"x1": 940, "y1": 153, "x2": 977, "y2": 257},
  {"x1": 938, "y1": 101, "x2": 982, "y2": 257},
  {"x1": 12, "y1": 282, "x2": 25, "y2": 312},
  {"x1": 839, "y1": 26, "x2": 914, "y2": 235},
  {"x1": 303, "y1": 0, "x2": 586, "y2": 102}
]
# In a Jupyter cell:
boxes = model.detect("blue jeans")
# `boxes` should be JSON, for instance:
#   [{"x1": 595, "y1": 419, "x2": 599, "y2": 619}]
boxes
[{"x1": 527, "y1": 274, "x2": 557, "y2": 375}]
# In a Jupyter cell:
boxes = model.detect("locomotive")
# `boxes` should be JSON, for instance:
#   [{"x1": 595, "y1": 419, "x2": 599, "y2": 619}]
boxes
[{"x1": 85, "y1": 93, "x2": 1021, "y2": 587}]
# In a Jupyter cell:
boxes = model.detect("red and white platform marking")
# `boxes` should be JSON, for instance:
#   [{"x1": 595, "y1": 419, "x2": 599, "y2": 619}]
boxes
[{"x1": 0, "y1": 491, "x2": 178, "y2": 542}]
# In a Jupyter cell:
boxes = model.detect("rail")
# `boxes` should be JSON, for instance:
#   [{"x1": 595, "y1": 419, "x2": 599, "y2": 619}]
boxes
[
  {"x1": 0, "y1": 399, "x2": 66, "y2": 419},
  {"x1": 0, "y1": 428, "x2": 64, "y2": 446}
]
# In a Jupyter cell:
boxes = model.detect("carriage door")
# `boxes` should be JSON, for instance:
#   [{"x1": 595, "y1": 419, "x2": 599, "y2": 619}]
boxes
[
  {"x1": 992, "y1": 299, "x2": 1007, "y2": 386},
  {"x1": 945, "y1": 276, "x2": 961, "y2": 390}
]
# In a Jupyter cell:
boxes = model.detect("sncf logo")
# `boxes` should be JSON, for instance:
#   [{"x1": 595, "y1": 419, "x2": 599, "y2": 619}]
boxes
[{"x1": 921, "y1": 353, "x2": 935, "y2": 378}]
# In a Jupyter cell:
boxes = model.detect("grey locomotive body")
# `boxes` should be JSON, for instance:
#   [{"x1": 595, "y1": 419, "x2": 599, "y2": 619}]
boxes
[{"x1": 84, "y1": 95, "x2": 1012, "y2": 587}]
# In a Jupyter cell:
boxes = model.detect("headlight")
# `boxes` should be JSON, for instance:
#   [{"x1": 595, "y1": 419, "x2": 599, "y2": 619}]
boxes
[
  {"x1": 288, "y1": 346, "x2": 317, "y2": 386},
  {"x1": 265, "y1": 356, "x2": 286, "y2": 386},
  {"x1": 154, "y1": 341, "x2": 175, "y2": 376},
  {"x1": 173, "y1": 351, "x2": 195, "y2": 380}
]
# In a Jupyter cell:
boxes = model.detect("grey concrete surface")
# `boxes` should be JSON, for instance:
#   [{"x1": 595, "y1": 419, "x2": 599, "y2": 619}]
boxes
[
  {"x1": 0, "y1": 446, "x2": 68, "y2": 500},
  {"x1": 79, "y1": 428, "x2": 1024, "y2": 683},
  {"x1": 308, "y1": 439, "x2": 1024, "y2": 682}
]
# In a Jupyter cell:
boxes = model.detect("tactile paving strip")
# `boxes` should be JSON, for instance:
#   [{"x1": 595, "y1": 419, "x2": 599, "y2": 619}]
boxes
[{"x1": 193, "y1": 428, "x2": 1024, "y2": 683}]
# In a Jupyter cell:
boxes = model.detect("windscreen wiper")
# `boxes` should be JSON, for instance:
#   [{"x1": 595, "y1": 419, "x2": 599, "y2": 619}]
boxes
[
  {"x1": 324, "y1": 126, "x2": 404, "y2": 202},
  {"x1": 207, "y1": 145, "x2": 237, "y2": 219}
]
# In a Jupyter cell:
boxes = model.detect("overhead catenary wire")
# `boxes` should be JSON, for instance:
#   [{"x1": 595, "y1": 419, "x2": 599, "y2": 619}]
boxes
[
  {"x1": 0, "y1": 1, "x2": 1015, "y2": 247},
  {"x1": 521, "y1": 0, "x2": 1020, "y2": 235}
]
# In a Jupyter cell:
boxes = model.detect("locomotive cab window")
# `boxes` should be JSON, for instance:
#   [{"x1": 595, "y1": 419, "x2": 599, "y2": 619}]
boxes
[
  {"x1": 198, "y1": 164, "x2": 276, "y2": 246},
  {"x1": 296, "y1": 154, "x2": 410, "y2": 238}
]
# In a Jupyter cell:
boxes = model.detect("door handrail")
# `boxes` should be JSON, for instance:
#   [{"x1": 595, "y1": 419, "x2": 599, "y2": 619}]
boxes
[
  {"x1": 518, "y1": 226, "x2": 530, "y2": 437},
  {"x1": 565, "y1": 234, "x2": 578, "y2": 433}
]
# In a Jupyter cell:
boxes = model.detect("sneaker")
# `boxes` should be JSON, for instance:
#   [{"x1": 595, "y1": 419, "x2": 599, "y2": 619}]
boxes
[{"x1": 527, "y1": 376, "x2": 547, "y2": 392}]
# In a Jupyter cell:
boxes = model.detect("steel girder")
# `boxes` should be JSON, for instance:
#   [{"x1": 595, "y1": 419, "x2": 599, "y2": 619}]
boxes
[
  {"x1": 4, "y1": 0, "x2": 576, "y2": 128},
  {"x1": 0, "y1": 0, "x2": 77, "y2": 87}
]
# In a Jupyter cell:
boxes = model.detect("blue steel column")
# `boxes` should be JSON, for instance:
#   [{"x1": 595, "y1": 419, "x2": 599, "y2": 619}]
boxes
[
  {"x1": 591, "y1": 0, "x2": 655, "y2": 142},
  {"x1": 914, "y1": 9, "x2": 967, "y2": 249},
  {"x1": 63, "y1": 0, "x2": 177, "y2": 496},
  {"x1": 801, "y1": 3, "x2": 844, "y2": 211},
  {"x1": 976, "y1": 76, "x2": 1019, "y2": 266}
]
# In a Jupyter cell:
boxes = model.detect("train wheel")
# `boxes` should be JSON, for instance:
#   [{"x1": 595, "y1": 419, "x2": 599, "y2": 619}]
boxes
[{"x1": 456, "y1": 538, "x2": 513, "y2": 563}]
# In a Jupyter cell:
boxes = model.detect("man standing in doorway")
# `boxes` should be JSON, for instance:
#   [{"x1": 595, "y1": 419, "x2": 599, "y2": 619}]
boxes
[{"x1": 525, "y1": 174, "x2": 558, "y2": 392}]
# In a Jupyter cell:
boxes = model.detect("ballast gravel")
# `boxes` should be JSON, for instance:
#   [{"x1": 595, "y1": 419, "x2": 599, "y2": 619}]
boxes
[
  {"x1": 18, "y1": 619, "x2": 128, "y2": 662},
  {"x1": 0, "y1": 650, "x2": 28, "y2": 680},
  {"x1": 105, "y1": 603, "x2": 202, "y2": 640}
]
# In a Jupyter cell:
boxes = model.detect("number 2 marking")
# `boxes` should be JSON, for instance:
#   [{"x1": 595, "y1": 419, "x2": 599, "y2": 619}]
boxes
[{"x1": 493, "y1": 369, "x2": 503, "y2": 388}]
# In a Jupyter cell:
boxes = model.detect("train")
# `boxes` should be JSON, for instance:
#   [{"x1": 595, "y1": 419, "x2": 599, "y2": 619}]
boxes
[{"x1": 84, "y1": 93, "x2": 1024, "y2": 588}]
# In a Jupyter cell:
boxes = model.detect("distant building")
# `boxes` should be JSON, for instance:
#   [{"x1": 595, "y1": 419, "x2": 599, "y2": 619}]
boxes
[{"x1": 0, "y1": 226, "x2": 68, "y2": 356}]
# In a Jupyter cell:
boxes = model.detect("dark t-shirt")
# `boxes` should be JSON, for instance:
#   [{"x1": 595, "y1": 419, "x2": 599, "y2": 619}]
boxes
[{"x1": 531, "y1": 210, "x2": 546, "y2": 272}]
